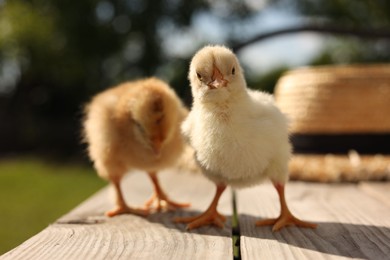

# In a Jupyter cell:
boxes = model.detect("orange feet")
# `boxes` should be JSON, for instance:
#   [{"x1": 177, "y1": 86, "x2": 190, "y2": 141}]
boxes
[
  {"x1": 144, "y1": 192, "x2": 190, "y2": 211},
  {"x1": 106, "y1": 205, "x2": 149, "y2": 217},
  {"x1": 174, "y1": 184, "x2": 227, "y2": 230},
  {"x1": 256, "y1": 182, "x2": 317, "y2": 231},
  {"x1": 174, "y1": 208, "x2": 226, "y2": 230},
  {"x1": 146, "y1": 172, "x2": 190, "y2": 212},
  {"x1": 107, "y1": 178, "x2": 149, "y2": 217},
  {"x1": 256, "y1": 212, "x2": 317, "y2": 231}
]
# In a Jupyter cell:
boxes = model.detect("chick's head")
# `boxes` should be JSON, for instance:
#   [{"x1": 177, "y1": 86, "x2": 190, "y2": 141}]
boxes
[
  {"x1": 116, "y1": 83, "x2": 180, "y2": 157},
  {"x1": 189, "y1": 45, "x2": 246, "y2": 103}
]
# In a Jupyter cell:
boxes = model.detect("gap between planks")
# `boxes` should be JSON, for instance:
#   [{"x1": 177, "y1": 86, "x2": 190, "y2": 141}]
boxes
[
  {"x1": 236, "y1": 181, "x2": 390, "y2": 260},
  {"x1": 3, "y1": 167, "x2": 390, "y2": 260}
]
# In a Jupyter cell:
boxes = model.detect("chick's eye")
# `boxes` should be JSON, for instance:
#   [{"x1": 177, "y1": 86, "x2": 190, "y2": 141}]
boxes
[
  {"x1": 232, "y1": 67, "x2": 235, "y2": 75},
  {"x1": 196, "y1": 72, "x2": 202, "y2": 79}
]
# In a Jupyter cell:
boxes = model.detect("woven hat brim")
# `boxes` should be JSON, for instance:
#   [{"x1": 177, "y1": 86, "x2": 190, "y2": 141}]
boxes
[{"x1": 289, "y1": 152, "x2": 390, "y2": 182}]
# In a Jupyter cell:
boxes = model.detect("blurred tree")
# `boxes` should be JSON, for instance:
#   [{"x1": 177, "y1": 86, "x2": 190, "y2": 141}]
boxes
[
  {"x1": 1, "y1": 0, "x2": 389, "y2": 159},
  {"x1": 247, "y1": 66, "x2": 289, "y2": 94},
  {"x1": 278, "y1": 0, "x2": 390, "y2": 65},
  {"x1": 238, "y1": 0, "x2": 390, "y2": 94},
  {"x1": 0, "y1": 0, "x2": 256, "y2": 159},
  {"x1": 285, "y1": 0, "x2": 390, "y2": 26}
]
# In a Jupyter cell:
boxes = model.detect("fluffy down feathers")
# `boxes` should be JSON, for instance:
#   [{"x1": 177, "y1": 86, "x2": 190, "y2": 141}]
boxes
[
  {"x1": 183, "y1": 45, "x2": 291, "y2": 188},
  {"x1": 83, "y1": 77, "x2": 188, "y2": 181}
]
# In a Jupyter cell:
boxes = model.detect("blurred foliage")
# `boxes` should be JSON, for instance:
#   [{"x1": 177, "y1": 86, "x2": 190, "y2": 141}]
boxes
[
  {"x1": 0, "y1": 0, "x2": 389, "y2": 159},
  {"x1": 279, "y1": 0, "x2": 390, "y2": 65},
  {"x1": 0, "y1": 157, "x2": 105, "y2": 254},
  {"x1": 284, "y1": 0, "x2": 390, "y2": 26},
  {"x1": 0, "y1": 0, "x2": 255, "y2": 159},
  {"x1": 247, "y1": 66, "x2": 289, "y2": 94}
]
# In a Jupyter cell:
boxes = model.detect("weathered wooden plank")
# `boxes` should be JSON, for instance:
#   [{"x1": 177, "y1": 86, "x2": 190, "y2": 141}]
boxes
[
  {"x1": 359, "y1": 182, "x2": 390, "y2": 208},
  {"x1": 2, "y1": 170, "x2": 233, "y2": 260},
  {"x1": 236, "y1": 181, "x2": 390, "y2": 260}
]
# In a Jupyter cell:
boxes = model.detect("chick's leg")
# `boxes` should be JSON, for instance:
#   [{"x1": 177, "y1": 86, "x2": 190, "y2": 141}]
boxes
[
  {"x1": 256, "y1": 182, "x2": 317, "y2": 231},
  {"x1": 106, "y1": 178, "x2": 149, "y2": 217},
  {"x1": 174, "y1": 184, "x2": 227, "y2": 230},
  {"x1": 144, "y1": 172, "x2": 190, "y2": 211}
]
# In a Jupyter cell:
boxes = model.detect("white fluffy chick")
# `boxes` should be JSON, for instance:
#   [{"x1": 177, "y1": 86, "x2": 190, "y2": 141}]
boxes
[
  {"x1": 174, "y1": 45, "x2": 317, "y2": 231},
  {"x1": 83, "y1": 77, "x2": 190, "y2": 217}
]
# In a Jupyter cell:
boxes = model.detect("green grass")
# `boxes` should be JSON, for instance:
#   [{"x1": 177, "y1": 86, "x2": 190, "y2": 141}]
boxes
[{"x1": 0, "y1": 157, "x2": 105, "y2": 255}]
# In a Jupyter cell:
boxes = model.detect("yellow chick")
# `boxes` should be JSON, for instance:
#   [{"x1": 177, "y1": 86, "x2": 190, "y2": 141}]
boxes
[
  {"x1": 175, "y1": 45, "x2": 317, "y2": 231},
  {"x1": 83, "y1": 77, "x2": 190, "y2": 217}
]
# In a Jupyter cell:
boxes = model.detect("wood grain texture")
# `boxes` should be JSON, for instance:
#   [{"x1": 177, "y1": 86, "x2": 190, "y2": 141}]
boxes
[
  {"x1": 359, "y1": 182, "x2": 390, "y2": 208},
  {"x1": 236, "y1": 181, "x2": 390, "y2": 260},
  {"x1": 2, "y1": 170, "x2": 233, "y2": 260},
  {"x1": 3, "y1": 168, "x2": 390, "y2": 260}
]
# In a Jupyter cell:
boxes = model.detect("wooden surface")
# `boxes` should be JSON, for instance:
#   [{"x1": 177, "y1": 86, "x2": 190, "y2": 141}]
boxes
[
  {"x1": 237, "y1": 181, "x2": 390, "y2": 259},
  {"x1": 2, "y1": 168, "x2": 390, "y2": 260},
  {"x1": 1, "y1": 170, "x2": 233, "y2": 260}
]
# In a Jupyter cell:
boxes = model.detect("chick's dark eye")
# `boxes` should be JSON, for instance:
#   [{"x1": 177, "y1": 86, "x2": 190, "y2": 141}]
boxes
[
  {"x1": 232, "y1": 67, "x2": 235, "y2": 75},
  {"x1": 196, "y1": 72, "x2": 202, "y2": 79}
]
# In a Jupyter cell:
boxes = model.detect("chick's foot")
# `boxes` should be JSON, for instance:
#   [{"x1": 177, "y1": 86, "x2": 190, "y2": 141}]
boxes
[
  {"x1": 144, "y1": 192, "x2": 190, "y2": 212},
  {"x1": 106, "y1": 205, "x2": 149, "y2": 218},
  {"x1": 174, "y1": 184, "x2": 227, "y2": 230},
  {"x1": 256, "y1": 213, "x2": 317, "y2": 232},
  {"x1": 256, "y1": 181, "x2": 317, "y2": 231},
  {"x1": 174, "y1": 208, "x2": 226, "y2": 230},
  {"x1": 146, "y1": 172, "x2": 190, "y2": 212}
]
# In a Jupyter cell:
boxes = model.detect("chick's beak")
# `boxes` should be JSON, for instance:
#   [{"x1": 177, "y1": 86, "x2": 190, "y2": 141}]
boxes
[
  {"x1": 208, "y1": 66, "x2": 228, "y2": 89},
  {"x1": 151, "y1": 138, "x2": 162, "y2": 157}
]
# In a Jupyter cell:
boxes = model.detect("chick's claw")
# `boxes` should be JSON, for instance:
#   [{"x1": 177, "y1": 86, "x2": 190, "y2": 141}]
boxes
[
  {"x1": 174, "y1": 210, "x2": 226, "y2": 230},
  {"x1": 144, "y1": 192, "x2": 190, "y2": 212},
  {"x1": 256, "y1": 182, "x2": 318, "y2": 232},
  {"x1": 106, "y1": 206, "x2": 149, "y2": 218},
  {"x1": 146, "y1": 172, "x2": 190, "y2": 212},
  {"x1": 256, "y1": 214, "x2": 317, "y2": 232}
]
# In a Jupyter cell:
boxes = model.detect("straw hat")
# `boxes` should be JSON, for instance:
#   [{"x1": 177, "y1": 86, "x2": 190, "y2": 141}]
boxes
[{"x1": 275, "y1": 64, "x2": 390, "y2": 182}]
